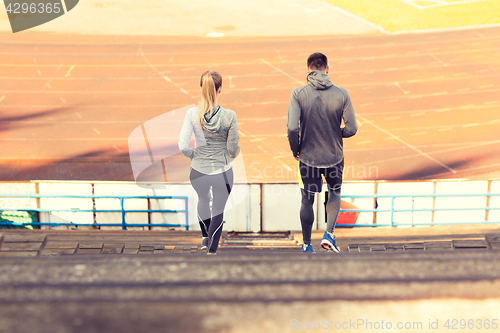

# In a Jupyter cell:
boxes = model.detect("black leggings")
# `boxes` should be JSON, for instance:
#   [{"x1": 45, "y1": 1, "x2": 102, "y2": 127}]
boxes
[
  {"x1": 190, "y1": 168, "x2": 233, "y2": 253},
  {"x1": 300, "y1": 187, "x2": 341, "y2": 245}
]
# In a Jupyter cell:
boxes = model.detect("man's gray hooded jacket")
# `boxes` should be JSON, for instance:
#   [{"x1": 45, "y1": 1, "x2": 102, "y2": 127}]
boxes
[{"x1": 287, "y1": 70, "x2": 357, "y2": 168}]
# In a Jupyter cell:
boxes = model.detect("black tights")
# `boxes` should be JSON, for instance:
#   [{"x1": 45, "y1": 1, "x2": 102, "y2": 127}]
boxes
[
  {"x1": 300, "y1": 186, "x2": 341, "y2": 245},
  {"x1": 190, "y1": 168, "x2": 233, "y2": 253}
]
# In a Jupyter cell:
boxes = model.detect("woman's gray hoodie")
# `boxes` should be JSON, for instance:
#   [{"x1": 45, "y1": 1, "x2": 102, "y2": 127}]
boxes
[{"x1": 178, "y1": 105, "x2": 240, "y2": 174}]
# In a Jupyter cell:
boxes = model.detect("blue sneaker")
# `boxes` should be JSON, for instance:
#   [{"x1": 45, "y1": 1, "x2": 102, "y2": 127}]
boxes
[
  {"x1": 302, "y1": 243, "x2": 315, "y2": 253},
  {"x1": 321, "y1": 231, "x2": 340, "y2": 253}
]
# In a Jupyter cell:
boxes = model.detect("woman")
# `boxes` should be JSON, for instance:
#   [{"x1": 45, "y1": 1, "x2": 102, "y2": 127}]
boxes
[{"x1": 178, "y1": 70, "x2": 240, "y2": 255}]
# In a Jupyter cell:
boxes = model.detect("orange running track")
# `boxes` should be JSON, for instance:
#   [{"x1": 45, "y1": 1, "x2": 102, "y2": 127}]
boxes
[{"x1": 0, "y1": 29, "x2": 499, "y2": 182}]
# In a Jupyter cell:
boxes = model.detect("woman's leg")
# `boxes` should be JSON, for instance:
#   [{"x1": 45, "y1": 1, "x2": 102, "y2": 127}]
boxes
[
  {"x1": 207, "y1": 168, "x2": 234, "y2": 253},
  {"x1": 190, "y1": 169, "x2": 211, "y2": 237}
]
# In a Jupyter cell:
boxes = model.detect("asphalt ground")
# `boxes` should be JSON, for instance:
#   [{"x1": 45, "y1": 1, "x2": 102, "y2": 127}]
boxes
[
  {"x1": 1, "y1": 26, "x2": 500, "y2": 182},
  {"x1": 1, "y1": 226, "x2": 500, "y2": 332}
]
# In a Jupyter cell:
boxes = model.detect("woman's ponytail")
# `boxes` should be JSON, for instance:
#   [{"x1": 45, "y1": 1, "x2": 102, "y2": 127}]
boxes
[{"x1": 199, "y1": 70, "x2": 222, "y2": 126}]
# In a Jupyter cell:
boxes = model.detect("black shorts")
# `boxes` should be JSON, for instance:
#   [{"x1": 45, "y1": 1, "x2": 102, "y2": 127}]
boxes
[{"x1": 298, "y1": 159, "x2": 344, "y2": 193}]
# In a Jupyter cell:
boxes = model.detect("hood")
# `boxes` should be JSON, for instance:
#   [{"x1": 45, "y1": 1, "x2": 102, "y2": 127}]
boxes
[
  {"x1": 202, "y1": 105, "x2": 222, "y2": 132},
  {"x1": 307, "y1": 70, "x2": 333, "y2": 90}
]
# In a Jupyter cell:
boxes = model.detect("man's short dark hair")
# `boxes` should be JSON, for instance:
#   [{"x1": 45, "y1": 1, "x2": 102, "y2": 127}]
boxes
[{"x1": 307, "y1": 53, "x2": 328, "y2": 71}]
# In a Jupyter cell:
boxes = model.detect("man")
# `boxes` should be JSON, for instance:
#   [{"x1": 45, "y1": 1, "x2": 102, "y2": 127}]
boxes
[{"x1": 287, "y1": 52, "x2": 357, "y2": 253}]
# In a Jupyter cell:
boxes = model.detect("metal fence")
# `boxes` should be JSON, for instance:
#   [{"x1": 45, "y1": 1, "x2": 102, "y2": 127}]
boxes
[
  {"x1": 0, "y1": 194, "x2": 189, "y2": 230},
  {"x1": 1, "y1": 190, "x2": 500, "y2": 230},
  {"x1": 338, "y1": 193, "x2": 500, "y2": 227}
]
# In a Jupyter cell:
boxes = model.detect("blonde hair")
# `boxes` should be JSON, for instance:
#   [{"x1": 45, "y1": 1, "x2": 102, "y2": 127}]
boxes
[{"x1": 199, "y1": 70, "x2": 222, "y2": 126}]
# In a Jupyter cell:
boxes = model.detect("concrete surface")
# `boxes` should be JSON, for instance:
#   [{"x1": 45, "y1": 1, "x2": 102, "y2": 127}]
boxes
[
  {"x1": 0, "y1": 0, "x2": 382, "y2": 36},
  {"x1": 1, "y1": 226, "x2": 500, "y2": 332}
]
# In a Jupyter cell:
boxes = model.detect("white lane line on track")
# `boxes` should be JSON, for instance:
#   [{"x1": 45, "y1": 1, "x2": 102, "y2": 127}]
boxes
[
  {"x1": 250, "y1": 138, "x2": 266, "y2": 142},
  {"x1": 463, "y1": 123, "x2": 479, "y2": 128},
  {"x1": 432, "y1": 92, "x2": 447, "y2": 96},
  {"x1": 258, "y1": 146, "x2": 268, "y2": 153},
  {"x1": 260, "y1": 59, "x2": 302, "y2": 85},
  {"x1": 410, "y1": 113, "x2": 425, "y2": 117},
  {"x1": 275, "y1": 50, "x2": 284, "y2": 64},
  {"x1": 385, "y1": 116, "x2": 400, "y2": 121},
  {"x1": 33, "y1": 58, "x2": 36, "y2": 63},
  {"x1": 229, "y1": 76, "x2": 235, "y2": 88},
  {"x1": 357, "y1": 140, "x2": 500, "y2": 168},
  {"x1": 273, "y1": 155, "x2": 290, "y2": 160},
  {"x1": 113, "y1": 145, "x2": 121, "y2": 153},
  {"x1": 75, "y1": 112, "x2": 82, "y2": 118},
  {"x1": 65, "y1": 65, "x2": 74, "y2": 77},
  {"x1": 93, "y1": 128, "x2": 100, "y2": 134},
  {"x1": 37, "y1": 70, "x2": 41, "y2": 76},
  {"x1": 437, "y1": 128, "x2": 453, "y2": 132},
  {"x1": 40, "y1": 65, "x2": 62, "y2": 92},
  {"x1": 0, "y1": 95, "x2": 4, "y2": 103},
  {"x1": 435, "y1": 108, "x2": 451, "y2": 113},
  {"x1": 139, "y1": 49, "x2": 193, "y2": 98},
  {"x1": 357, "y1": 114, "x2": 457, "y2": 174},
  {"x1": 394, "y1": 81, "x2": 408, "y2": 95},
  {"x1": 428, "y1": 53, "x2": 448, "y2": 67},
  {"x1": 60, "y1": 97, "x2": 66, "y2": 103}
]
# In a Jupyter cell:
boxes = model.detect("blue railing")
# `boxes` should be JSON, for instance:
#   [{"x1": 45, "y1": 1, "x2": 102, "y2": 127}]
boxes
[
  {"x1": 0, "y1": 194, "x2": 189, "y2": 230},
  {"x1": 336, "y1": 193, "x2": 500, "y2": 227},
  {"x1": 1, "y1": 191, "x2": 499, "y2": 230}
]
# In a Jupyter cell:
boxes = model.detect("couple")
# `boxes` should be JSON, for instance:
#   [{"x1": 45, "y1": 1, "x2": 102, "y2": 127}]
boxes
[{"x1": 178, "y1": 52, "x2": 357, "y2": 255}]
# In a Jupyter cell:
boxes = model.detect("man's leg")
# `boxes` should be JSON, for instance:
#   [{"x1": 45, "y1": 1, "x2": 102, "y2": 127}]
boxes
[
  {"x1": 326, "y1": 184, "x2": 341, "y2": 233},
  {"x1": 325, "y1": 160, "x2": 344, "y2": 233},
  {"x1": 300, "y1": 189, "x2": 315, "y2": 245},
  {"x1": 320, "y1": 160, "x2": 343, "y2": 253}
]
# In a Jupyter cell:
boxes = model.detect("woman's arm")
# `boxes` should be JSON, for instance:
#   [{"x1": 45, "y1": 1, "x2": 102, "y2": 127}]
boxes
[
  {"x1": 178, "y1": 109, "x2": 195, "y2": 159},
  {"x1": 227, "y1": 112, "x2": 240, "y2": 159}
]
